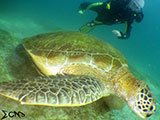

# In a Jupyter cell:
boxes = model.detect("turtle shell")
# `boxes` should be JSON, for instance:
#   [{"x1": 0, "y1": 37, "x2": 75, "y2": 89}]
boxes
[{"x1": 22, "y1": 31, "x2": 127, "y2": 76}]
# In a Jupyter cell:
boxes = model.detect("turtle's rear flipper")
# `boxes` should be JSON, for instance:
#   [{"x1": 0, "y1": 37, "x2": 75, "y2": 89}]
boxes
[{"x1": 0, "y1": 74, "x2": 104, "y2": 107}]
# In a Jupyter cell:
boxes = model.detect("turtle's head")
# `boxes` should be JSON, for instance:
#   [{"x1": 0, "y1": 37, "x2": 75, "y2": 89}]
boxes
[{"x1": 128, "y1": 81, "x2": 156, "y2": 119}]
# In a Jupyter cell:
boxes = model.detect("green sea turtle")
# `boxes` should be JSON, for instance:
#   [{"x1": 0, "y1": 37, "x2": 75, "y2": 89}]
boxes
[{"x1": 0, "y1": 31, "x2": 156, "y2": 119}]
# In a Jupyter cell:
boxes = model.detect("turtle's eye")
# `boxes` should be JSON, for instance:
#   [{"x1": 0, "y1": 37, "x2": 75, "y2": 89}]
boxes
[{"x1": 135, "y1": 86, "x2": 156, "y2": 119}]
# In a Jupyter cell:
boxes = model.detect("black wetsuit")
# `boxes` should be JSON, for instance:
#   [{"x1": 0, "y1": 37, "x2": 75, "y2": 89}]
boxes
[{"x1": 79, "y1": 0, "x2": 144, "y2": 39}]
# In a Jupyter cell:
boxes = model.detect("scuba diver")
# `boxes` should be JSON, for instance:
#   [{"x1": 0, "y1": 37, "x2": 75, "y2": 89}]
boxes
[{"x1": 78, "y1": 0, "x2": 144, "y2": 39}]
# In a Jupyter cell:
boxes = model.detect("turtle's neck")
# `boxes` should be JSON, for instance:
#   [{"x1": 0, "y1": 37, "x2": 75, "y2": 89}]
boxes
[{"x1": 107, "y1": 65, "x2": 139, "y2": 101}]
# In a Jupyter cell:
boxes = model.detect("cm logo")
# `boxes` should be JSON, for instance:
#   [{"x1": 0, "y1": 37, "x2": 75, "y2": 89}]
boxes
[{"x1": 1, "y1": 110, "x2": 25, "y2": 120}]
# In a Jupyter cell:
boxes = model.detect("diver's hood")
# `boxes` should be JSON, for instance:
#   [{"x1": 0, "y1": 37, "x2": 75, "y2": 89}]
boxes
[{"x1": 128, "y1": 0, "x2": 145, "y2": 12}]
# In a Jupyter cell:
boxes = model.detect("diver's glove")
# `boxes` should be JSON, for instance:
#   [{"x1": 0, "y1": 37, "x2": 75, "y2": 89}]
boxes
[
  {"x1": 78, "y1": 2, "x2": 91, "y2": 14},
  {"x1": 112, "y1": 30, "x2": 128, "y2": 39}
]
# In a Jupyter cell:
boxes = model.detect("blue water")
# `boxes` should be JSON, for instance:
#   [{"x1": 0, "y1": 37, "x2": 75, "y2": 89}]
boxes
[
  {"x1": 0, "y1": 0, "x2": 160, "y2": 119},
  {"x1": 0, "y1": 0, "x2": 159, "y2": 80}
]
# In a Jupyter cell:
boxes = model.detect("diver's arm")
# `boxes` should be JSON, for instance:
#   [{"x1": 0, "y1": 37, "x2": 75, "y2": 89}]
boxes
[
  {"x1": 78, "y1": 2, "x2": 103, "y2": 14},
  {"x1": 115, "y1": 11, "x2": 143, "y2": 39},
  {"x1": 121, "y1": 21, "x2": 132, "y2": 39},
  {"x1": 112, "y1": 21, "x2": 132, "y2": 39}
]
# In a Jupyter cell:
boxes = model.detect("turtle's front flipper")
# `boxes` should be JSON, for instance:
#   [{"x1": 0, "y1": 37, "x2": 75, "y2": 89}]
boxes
[{"x1": 0, "y1": 74, "x2": 104, "y2": 107}]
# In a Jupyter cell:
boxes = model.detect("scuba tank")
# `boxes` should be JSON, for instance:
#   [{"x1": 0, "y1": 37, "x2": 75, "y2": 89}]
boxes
[{"x1": 128, "y1": 0, "x2": 145, "y2": 12}]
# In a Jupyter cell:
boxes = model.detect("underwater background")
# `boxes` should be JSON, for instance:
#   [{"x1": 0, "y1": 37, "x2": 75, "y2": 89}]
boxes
[{"x1": 0, "y1": 0, "x2": 159, "y2": 120}]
